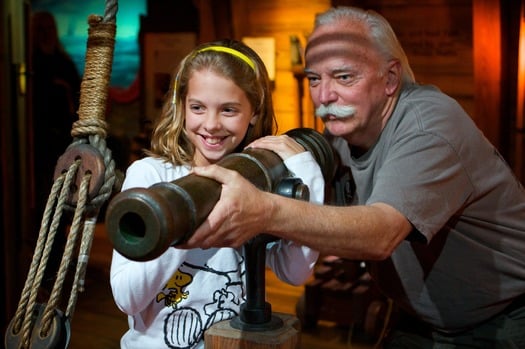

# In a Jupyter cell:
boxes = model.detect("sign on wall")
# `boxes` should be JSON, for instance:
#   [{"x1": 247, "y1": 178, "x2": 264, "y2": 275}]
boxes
[{"x1": 142, "y1": 32, "x2": 196, "y2": 121}]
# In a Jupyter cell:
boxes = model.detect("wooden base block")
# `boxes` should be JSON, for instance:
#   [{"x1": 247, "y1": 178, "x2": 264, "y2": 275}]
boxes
[{"x1": 204, "y1": 312, "x2": 300, "y2": 349}]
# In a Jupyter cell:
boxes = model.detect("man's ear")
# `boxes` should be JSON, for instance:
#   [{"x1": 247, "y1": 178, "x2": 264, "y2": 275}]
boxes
[{"x1": 385, "y1": 59, "x2": 401, "y2": 96}]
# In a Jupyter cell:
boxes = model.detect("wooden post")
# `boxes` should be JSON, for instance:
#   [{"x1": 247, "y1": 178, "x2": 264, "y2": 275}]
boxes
[{"x1": 204, "y1": 313, "x2": 301, "y2": 349}]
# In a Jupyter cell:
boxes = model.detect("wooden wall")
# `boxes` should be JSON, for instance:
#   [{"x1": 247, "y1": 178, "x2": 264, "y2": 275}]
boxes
[
  {"x1": 117, "y1": 0, "x2": 523, "y2": 178},
  {"x1": 230, "y1": 0, "x2": 331, "y2": 133},
  {"x1": 375, "y1": 1, "x2": 474, "y2": 116},
  {"x1": 225, "y1": 0, "x2": 475, "y2": 136},
  {"x1": 225, "y1": 0, "x2": 524, "y2": 181}
]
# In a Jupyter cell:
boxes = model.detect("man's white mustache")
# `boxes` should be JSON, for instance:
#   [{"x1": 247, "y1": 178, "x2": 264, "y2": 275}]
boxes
[{"x1": 315, "y1": 104, "x2": 356, "y2": 119}]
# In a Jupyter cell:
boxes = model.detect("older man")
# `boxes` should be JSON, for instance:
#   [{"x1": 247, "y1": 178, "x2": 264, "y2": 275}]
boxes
[{"x1": 188, "y1": 6, "x2": 525, "y2": 347}]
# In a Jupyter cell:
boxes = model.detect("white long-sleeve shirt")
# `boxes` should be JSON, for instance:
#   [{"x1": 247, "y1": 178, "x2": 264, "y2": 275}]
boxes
[{"x1": 110, "y1": 151, "x2": 324, "y2": 349}]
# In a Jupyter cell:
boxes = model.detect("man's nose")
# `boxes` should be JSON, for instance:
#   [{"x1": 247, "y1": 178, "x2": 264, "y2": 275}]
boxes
[{"x1": 317, "y1": 79, "x2": 338, "y2": 105}]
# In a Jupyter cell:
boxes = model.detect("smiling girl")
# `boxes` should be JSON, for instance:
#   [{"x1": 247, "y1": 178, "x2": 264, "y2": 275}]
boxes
[{"x1": 109, "y1": 39, "x2": 324, "y2": 349}]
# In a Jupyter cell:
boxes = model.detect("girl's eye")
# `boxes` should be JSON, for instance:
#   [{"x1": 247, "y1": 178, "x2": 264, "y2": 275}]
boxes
[
  {"x1": 190, "y1": 104, "x2": 204, "y2": 113},
  {"x1": 222, "y1": 106, "x2": 238, "y2": 116}
]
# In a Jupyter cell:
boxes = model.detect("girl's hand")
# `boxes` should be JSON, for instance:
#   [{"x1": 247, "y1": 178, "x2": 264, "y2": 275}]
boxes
[{"x1": 247, "y1": 135, "x2": 305, "y2": 160}]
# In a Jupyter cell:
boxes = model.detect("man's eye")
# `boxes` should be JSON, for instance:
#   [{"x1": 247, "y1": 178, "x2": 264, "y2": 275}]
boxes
[{"x1": 307, "y1": 76, "x2": 320, "y2": 86}]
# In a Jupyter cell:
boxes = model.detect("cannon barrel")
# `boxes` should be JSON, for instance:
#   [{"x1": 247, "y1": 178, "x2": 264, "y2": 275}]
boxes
[{"x1": 105, "y1": 128, "x2": 336, "y2": 261}]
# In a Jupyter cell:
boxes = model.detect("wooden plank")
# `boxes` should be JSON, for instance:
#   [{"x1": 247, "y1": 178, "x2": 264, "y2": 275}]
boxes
[
  {"x1": 204, "y1": 313, "x2": 300, "y2": 349},
  {"x1": 473, "y1": 0, "x2": 502, "y2": 146}
]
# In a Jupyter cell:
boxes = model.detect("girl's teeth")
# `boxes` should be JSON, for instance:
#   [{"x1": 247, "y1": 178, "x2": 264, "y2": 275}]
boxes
[{"x1": 207, "y1": 138, "x2": 222, "y2": 145}]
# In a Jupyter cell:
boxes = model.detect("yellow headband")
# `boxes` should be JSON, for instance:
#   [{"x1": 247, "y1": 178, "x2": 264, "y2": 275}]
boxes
[
  {"x1": 172, "y1": 46, "x2": 256, "y2": 104},
  {"x1": 197, "y1": 46, "x2": 256, "y2": 71}
]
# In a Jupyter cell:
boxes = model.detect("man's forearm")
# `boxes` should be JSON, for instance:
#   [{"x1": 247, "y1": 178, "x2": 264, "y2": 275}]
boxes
[{"x1": 264, "y1": 193, "x2": 410, "y2": 260}]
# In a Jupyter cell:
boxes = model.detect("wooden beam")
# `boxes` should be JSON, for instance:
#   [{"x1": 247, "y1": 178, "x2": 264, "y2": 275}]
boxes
[{"x1": 472, "y1": 0, "x2": 502, "y2": 148}]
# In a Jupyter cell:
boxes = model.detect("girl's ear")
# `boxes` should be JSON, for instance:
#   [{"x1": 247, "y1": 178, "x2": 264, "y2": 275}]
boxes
[{"x1": 250, "y1": 114, "x2": 258, "y2": 126}]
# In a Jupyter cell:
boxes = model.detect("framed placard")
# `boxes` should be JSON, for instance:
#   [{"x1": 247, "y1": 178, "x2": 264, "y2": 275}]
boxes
[
  {"x1": 143, "y1": 32, "x2": 196, "y2": 121},
  {"x1": 242, "y1": 37, "x2": 276, "y2": 82}
]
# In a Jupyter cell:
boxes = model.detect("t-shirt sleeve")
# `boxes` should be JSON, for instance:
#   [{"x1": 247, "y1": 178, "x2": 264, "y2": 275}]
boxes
[
  {"x1": 121, "y1": 159, "x2": 163, "y2": 191},
  {"x1": 265, "y1": 151, "x2": 322, "y2": 285},
  {"x1": 283, "y1": 150, "x2": 325, "y2": 205},
  {"x1": 367, "y1": 132, "x2": 474, "y2": 241}
]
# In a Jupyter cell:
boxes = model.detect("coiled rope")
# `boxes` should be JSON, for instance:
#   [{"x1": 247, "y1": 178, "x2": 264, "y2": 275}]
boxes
[{"x1": 5, "y1": 0, "x2": 120, "y2": 348}]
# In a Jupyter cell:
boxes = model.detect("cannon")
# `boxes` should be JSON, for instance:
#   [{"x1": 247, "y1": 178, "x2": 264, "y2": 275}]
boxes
[
  {"x1": 105, "y1": 127, "x2": 337, "y2": 331},
  {"x1": 105, "y1": 127, "x2": 337, "y2": 261}
]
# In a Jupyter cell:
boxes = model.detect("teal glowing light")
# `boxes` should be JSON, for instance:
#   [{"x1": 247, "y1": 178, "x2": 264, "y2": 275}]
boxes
[{"x1": 32, "y1": 0, "x2": 147, "y2": 87}]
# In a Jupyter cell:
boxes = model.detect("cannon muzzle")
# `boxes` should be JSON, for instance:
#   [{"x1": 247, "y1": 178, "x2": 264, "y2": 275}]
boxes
[{"x1": 105, "y1": 128, "x2": 336, "y2": 261}]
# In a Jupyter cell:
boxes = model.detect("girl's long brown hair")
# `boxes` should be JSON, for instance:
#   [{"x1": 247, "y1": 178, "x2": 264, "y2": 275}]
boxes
[{"x1": 147, "y1": 39, "x2": 277, "y2": 166}]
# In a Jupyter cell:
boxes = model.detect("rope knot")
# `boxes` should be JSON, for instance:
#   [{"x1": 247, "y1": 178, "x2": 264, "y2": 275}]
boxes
[{"x1": 71, "y1": 118, "x2": 108, "y2": 139}]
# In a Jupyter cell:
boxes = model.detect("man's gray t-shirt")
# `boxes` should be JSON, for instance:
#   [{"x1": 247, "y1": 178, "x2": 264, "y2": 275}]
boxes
[{"x1": 328, "y1": 83, "x2": 525, "y2": 332}]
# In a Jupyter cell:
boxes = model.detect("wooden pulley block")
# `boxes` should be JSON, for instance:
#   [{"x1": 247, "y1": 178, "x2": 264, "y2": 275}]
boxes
[
  {"x1": 53, "y1": 143, "x2": 105, "y2": 206},
  {"x1": 4, "y1": 303, "x2": 71, "y2": 349}
]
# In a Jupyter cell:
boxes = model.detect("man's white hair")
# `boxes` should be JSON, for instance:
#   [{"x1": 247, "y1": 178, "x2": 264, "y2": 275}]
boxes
[{"x1": 314, "y1": 6, "x2": 416, "y2": 85}]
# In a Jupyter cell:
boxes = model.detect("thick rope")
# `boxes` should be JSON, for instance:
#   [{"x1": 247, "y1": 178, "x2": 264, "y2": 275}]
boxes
[
  {"x1": 8, "y1": 0, "x2": 120, "y2": 347},
  {"x1": 11, "y1": 171, "x2": 69, "y2": 347},
  {"x1": 66, "y1": 214, "x2": 98, "y2": 318},
  {"x1": 74, "y1": 15, "x2": 115, "y2": 131},
  {"x1": 40, "y1": 170, "x2": 91, "y2": 336}
]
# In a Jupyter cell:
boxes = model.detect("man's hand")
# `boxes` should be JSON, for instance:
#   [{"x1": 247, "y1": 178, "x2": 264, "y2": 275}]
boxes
[
  {"x1": 182, "y1": 135, "x2": 304, "y2": 250},
  {"x1": 183, "y1": 165, "x2": 273, "y2": 249}
]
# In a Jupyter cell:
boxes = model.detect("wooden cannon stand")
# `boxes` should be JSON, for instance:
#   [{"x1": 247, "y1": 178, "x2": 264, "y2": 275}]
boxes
[{"x1": 205, "y1": 312, "x2": 300, "y2": 349}]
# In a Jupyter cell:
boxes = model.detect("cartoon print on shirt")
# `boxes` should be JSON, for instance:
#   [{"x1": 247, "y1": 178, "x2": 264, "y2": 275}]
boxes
[
  {"x1": 162, "y1": 256, "x2": 246, "y2": 348},
  {"x1": 156, "y1": 270, "x2": 193, "y2": 308}
]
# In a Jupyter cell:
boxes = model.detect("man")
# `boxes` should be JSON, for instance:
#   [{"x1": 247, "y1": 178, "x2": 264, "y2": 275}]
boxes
[{"x1": 188, "y1": 6, "x2": 525, "y2": 347}]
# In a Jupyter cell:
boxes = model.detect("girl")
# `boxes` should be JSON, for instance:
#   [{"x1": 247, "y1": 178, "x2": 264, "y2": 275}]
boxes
[{"x1": 110, "y1": 39, "x2": 324, "y2": 349}]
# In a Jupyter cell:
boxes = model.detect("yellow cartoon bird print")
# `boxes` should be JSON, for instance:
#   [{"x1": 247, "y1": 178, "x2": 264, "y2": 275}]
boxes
[{"x1": 156, "y1": 269, "x2": 193, "y2": 309}]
